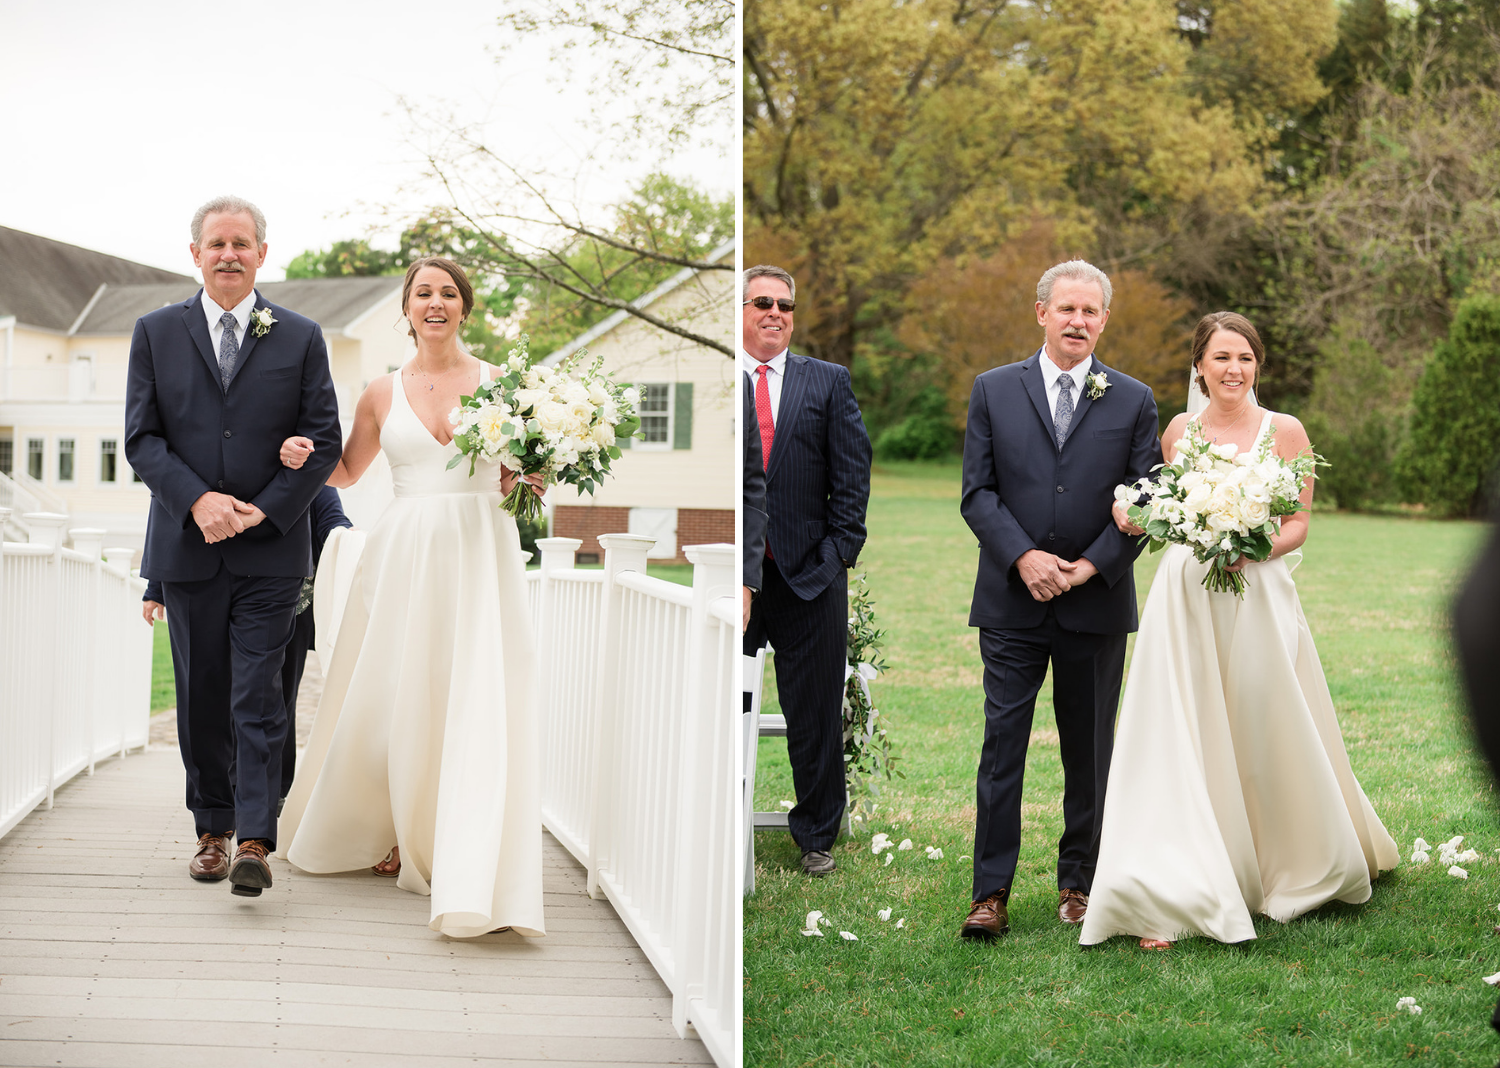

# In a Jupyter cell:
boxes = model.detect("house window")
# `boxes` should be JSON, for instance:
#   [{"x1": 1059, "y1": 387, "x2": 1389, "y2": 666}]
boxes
[
  {"x1": 58, "y1": 438, "x2": 75, "y2": 483},
  {"x1": 27, "y1": 439, "x2": 43, "y2": 480},
  {"x1": 639, "y1": 383, "x2": 672, "y2": 446},
  {"x1": 0, "y1": 439, "x2": 11, "y2": 476},
  {"x1": 100, "y1": 439, "x2": 117, "y2": 483}
]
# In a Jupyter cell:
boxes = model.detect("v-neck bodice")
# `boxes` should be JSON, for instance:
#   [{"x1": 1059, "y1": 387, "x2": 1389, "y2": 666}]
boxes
[
  {"x1": 1178, "y1": 409, "x2": 1274, "y2": 463},
  {"x1": 382, "y1": 363, "x2": 505, "y2": 498}
]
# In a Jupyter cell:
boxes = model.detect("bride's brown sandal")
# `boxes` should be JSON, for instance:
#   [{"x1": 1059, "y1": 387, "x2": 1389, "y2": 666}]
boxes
[
  {"x1": 372, "y1": 847, "x2": 400, "y2": 877},
  {"x1": 1139, "y1": 938, "x2": 1172, "y2": 950}
]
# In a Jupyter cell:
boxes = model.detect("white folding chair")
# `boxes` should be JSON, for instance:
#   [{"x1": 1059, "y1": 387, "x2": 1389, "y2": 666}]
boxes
[{"x1": 742, "y1": 647, "x2": 768, "y2": 895}]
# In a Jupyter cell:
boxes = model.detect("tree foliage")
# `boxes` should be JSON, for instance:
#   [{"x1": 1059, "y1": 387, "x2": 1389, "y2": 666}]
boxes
[{"x1": 1395, "y1": 295, "x2": 1500, "y2": 518}]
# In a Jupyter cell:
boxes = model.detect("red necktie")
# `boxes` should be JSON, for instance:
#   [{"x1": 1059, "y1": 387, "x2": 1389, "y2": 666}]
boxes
[{"x1": 754, "y1": 364, "x2": 775, "y2": 471}]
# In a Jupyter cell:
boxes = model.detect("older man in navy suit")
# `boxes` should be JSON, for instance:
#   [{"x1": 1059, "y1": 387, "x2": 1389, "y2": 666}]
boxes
[
  {"x1": 958, "y1": 260, "x2": 1162, "y2": 939},
  {"x1": 125, "y1": 196, "x2": 342, "y2": 897},
  {"x1": 741, "y1": 264, "x2": 872, "y2": 876}
]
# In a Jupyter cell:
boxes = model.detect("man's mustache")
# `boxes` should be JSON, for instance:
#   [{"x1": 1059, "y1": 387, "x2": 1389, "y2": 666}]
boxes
[
  {"x1": 1062, "y1": 328, "x2": 1089, "y2": 338},
  {"x1": 215, "y1": 264, "x2": 244, "y2": 272}
]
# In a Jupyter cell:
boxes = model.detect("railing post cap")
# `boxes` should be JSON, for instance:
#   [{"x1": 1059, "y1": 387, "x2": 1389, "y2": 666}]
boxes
[
  {"x1": 683, "y1": 543, "x2": 735, "y2": 567},
  {"x1": 597, "y1": 533, "x2": 655, "y2": 550},
  {"x1": 103, "y1": 547, "x2": 135, "y2": 569},
  {"x1": 22, "y1": 512, "x2": 67, "y2": 527},
  {"x1": 536, "y1": 536, "x2": 583, "y2": 552}
]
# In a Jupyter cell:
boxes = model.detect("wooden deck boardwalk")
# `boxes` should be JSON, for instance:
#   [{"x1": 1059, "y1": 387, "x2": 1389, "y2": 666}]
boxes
[{"x1": 0, "y1": 747, "x2": 712, "y2": 1067}]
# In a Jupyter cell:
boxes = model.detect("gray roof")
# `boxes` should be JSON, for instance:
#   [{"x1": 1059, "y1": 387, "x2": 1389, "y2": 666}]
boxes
[
  {"x1": 71, "y1": 275, "x2": 404, "y2": 335},
  {"x1": 0, "y1": 225, "x2": 191, "y2": 331}
]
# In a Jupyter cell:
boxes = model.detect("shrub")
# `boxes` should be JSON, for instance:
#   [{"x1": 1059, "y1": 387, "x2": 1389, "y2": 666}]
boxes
[
  {"x1": 1395, "y1": 294, "x2": 1500, "y2": 517},
  {"x1": 873, "y1": 385, "x2": 958, "y2": 460},
  {"x1": 1300, "y1": 324, "x2": 1404, "y2": 509}
]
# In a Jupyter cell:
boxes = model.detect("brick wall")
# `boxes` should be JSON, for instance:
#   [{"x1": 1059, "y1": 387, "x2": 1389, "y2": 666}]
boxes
[
  {"x1": 553, "y1": 505, "x2": 631, "y2": 563},
  {"x1": 552, "y1": 505, "x2": 735, "y2": 564},
  {"x1": 677, "y1": 508, "x2": 735, "y2": 557}
]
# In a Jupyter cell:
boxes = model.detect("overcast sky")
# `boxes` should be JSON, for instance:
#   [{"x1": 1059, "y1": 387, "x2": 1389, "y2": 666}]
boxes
[{"x1": 0, "y1": 0, "x2": 731, "y2": 281}]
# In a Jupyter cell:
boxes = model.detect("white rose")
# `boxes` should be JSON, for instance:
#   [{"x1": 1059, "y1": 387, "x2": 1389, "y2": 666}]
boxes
[
  {"x1": 1207, "y1": 510, "x2": 1239, "y2": 534},
  {"x1": 591, "y1": 421, "x2": 617, "y2": 447},
  {"x1": 1184, "y1": 482, "x2": 1212, "y2": 512},
  {"x1": 535, "y1": 400, "x2": 569, "y2": 433},
  {"x1": 1243, "y1": 478, "x2": 1270, "y2": 503},
  {"x1": 1241, "y1": 498, "x2": 1270, "y2": 525},
  {"x1": 1211, "y1": 442, "x2": 1239, "y2": 461},
  {"x1": 587, "y1": 382, "x2": 610, "y2": 407},
  {"x1": 622, "y1": 387, "x2": 641, "y2": 407}
]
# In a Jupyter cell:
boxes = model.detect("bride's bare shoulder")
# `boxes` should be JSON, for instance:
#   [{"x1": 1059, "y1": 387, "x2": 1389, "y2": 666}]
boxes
[
  {"x1": 356, "y1": 371, "x2": 396, "y2": 426},
  {"x1": 1161, "y1": 412, "x2": 1191, "y2": 448},
  {"x1": 1267, "y1": 411, "x2": 1310, "y2": 451}
]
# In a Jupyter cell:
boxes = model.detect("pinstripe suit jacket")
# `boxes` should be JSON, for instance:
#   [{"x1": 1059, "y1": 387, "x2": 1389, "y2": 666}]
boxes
[
  {"x1": 761, "y1": 353, "x2": 872, "y2": 601},
  {"x1": 961, "y1": 350, "x2": 1162, "y2": 634}
]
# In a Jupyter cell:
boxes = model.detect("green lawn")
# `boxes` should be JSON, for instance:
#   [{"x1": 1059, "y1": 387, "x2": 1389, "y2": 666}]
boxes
[
  {"x1": 746, "y1": 458, "x2": 1498, "y2": 1067},
  {"x1": 151, "y1": 620, "x2": 174, "y2": 713}
]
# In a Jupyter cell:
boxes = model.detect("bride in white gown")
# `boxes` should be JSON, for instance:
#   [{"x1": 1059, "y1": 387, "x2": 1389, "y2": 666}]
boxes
[
  {"x1": 275, "y1": 256, "x2": 545, "y2": 939},
  {"x1": 1079, "y1": 311, "x2": 1398, "y2": 950}
]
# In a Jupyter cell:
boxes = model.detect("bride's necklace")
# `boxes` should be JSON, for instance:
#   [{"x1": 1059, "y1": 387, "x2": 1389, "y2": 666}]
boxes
[
  {"x1": 1199, "y1": 403, "x2": 1255, "y2": 442},
  {"x1": 410, "y1": 358, "x2": 464, "y2": 392}
]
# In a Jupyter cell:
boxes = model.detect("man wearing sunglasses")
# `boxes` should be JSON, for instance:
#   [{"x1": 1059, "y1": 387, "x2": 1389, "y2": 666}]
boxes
[{"x1": 741, "y1": 264, "x2": 872, "y2": 877}]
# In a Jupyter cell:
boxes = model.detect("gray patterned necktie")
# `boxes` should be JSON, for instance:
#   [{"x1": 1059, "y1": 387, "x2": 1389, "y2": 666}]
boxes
[
  {"x1": 217, "y1": 311, "x2": 239, "y2": 388},
  {"x1": 1054, "y1": 374, "x2": 1075, "y2": 449}
]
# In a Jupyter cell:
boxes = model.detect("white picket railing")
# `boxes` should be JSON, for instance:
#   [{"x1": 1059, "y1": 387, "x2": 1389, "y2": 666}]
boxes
[
  {"x1": 528, "y1": 535, "x2": 739, "y2": 1068},
  {"x1": 0, "y1": 508, "x2": 152, "y2": 840}
]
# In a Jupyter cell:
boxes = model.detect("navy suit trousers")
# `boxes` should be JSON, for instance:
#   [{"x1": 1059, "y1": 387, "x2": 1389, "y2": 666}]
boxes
[
  {"x1": 745, "y1": 557, "x2": 848, "y2": 852},
  {"x1": 972, "y1": 612, "x2": 1126, "y2": 903},
  {"x1": 162, "y1": 566, "x2": 302, "y2": 846}
]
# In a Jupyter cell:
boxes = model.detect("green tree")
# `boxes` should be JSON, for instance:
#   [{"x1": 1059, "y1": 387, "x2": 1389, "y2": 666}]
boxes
[
  {"x1": 284, "y1": 240, "x2": 402, "y2": 279},
  {"x1": 1300, "y1": 321, "x2": 1403, "y2": 510},
  {"x1": 1395, "y1": 294, "x2": 1500, "y2": 517}
]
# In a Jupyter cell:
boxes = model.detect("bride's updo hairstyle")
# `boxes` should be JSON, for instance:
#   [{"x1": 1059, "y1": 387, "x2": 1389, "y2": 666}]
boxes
[
  {"x1": 400, "y1": 256, "x2": 476, "y2": 342},
  {"x1": 1191, "y1": 311, "x2": 1264, "y2": 396}
]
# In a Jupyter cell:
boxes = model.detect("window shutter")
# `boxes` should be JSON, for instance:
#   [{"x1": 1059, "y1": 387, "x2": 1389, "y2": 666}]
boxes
[{"x1": 673, "y1": 382, "x2": 693, "y2": 450}]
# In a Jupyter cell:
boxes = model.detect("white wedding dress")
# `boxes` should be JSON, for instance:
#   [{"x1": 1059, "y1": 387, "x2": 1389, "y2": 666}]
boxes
[
  {"x1": 280, "y1": 364, "x2": 544, "y2": 939},
  {"x1": 1079, "y1": 411, "x2": 1398, "y2": 946}
]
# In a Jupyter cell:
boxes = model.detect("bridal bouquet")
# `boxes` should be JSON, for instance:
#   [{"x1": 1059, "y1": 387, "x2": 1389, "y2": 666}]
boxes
[
  {"x1": 842, "y1": 573, "x2": 901, "y2": 834},
  {"x1": 1116, "y1": 421, "x2": 1322, "y2": 596},
  {"x1": 447, "y1": 335, "x2": 640, "y2": 522}
]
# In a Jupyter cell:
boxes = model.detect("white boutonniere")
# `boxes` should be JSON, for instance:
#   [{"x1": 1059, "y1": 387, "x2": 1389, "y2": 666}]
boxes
[
  {"x1": 250, "y1": 307, "x2": 277, "y2": 338},
  {"x1": 1085, "y1": 371, "x2": 1110, "y2": 399}
]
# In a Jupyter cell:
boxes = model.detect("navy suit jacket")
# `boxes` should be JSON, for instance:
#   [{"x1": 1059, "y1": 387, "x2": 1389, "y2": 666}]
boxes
[
  {"x1": 761, "y1": 353, "x2": 872, "y2": 601},
  {"x1": 961, "y1": 350, "x2": 1162, "y2": 634},
  {"x1": 742, "y1": 372, "x2": 768, "y2": 594},
  {"x1": 126, "y1": 289, "x2": 343, "y2": 582}
]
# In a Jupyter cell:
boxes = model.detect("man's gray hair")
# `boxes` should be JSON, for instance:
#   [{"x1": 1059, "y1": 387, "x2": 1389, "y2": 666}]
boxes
[
  {"x1": 1036, "y1": 259, "x2": 1112, "y2": 311},
  {"x1": 742, "y1": 264, "x2": 796, "y2": 301},
  {"x1": 191, "y1": 195, "x2": 267, "y2": 246}
]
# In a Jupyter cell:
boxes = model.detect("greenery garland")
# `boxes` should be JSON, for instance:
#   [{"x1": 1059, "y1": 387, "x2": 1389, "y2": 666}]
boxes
[{"x1": 843, "y1": 572, "x2": 901, "y2": 834}]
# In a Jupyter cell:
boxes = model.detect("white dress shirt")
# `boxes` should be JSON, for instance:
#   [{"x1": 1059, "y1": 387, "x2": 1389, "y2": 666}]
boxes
[
  {"x1": 739, "y1": 349, "x2": 788, "y2": 423},
  {"x1": 1038, "y1": 345, "x2": 1090, "y2": 421},
  {"x1": 204, "y1": 289, "x2": 258, "y2": 355}
]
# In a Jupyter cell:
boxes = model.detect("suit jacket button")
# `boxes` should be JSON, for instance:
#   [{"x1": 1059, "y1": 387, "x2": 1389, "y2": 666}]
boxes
[
  {"x1": 1056, "y1": 485, "x2": 1064, "y2": 493},
  {"x1": 1048, "y1": 532, "x2": 1056, "y2": 541},
  {"x1": 217, "y1": 480, "x2": 225, "y2": 489},
  {"x1": 224, "y1": 430, "x2": 232, "y2": 438}
]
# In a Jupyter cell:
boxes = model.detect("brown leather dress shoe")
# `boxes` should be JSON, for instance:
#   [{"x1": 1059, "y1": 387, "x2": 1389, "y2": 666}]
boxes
[
  {"x1": 960, "y1": 892, "x2": 1009, "y2": 940},
  {"x1": 189, "y1": 833, "x2": 232, "y2": 881},
  {"x1": 801, "y1": 850, "x2": 837, "y2": 876},
  {"x1": 229, "y1": 839, "x2": 273, "y2": 897},
  {"x1": 1058, "y1": 888, "x2": 1088, "y2": 924}
]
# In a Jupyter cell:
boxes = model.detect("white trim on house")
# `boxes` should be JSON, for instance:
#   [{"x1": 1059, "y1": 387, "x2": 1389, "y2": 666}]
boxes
[
  {"x1": 539, "y1": 238, "x2": 736, "y2": 366},
  {"x1": 65, "y1": 285, "x2": 109, "y2": 335}
]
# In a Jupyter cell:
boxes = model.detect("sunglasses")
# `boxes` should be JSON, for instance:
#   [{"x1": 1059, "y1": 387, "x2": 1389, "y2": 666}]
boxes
[{"x1": 742, "y1": 296, "x2": 796, "y2": 312}]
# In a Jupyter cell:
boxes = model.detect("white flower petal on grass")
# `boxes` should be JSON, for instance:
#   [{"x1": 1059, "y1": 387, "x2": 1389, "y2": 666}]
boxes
[
  {"x1": 1396, "y1": 997, "x2": 1423, "y2": 1015},
  {"x1": 1413, "y1": 838, "x2": 1431, "y2": 852},
  {"x1": 1449, "y1": 865, "x2": 1470, "y2": 879},
  {"x1": 878, "y1": 908, "x2": 892, "y2": 921},
  {"x1": 883, "y1": 853, "x2": 894, "y2": 867},
  {"x1": 871, "y1": 833, "x2": 893, "y2": 855},
  {"x1": 898, "y1": 839, "x2": 913, "y2": 851},
  {"x1": 1458, "y1": 849, "x2": 1482, "y2": 864},
  {"x1": 801, "y1": 928, "x2": 824, "y2": 937},
  {"x1": 925, "y1": 848, "x2": 945, "y2": 860},
  {"x1": 1486, "y1": 972, "x2": 1500, "y2": 986},
  {"x1": 839, "y1": 931, "x2": 859, "y2": 941},
  {"x1": 896, "y1": 918, "x2": 906, "y2": 928},
  {"x1": 1411, "y1": 850, "x2": 1431, "y2": 864},
  {"x1": 779, "y1": 801, "x2": 795, "y2": 811},
  {"x1": 1445, "y1": 835, "x2": 1465, "y2": 851}
]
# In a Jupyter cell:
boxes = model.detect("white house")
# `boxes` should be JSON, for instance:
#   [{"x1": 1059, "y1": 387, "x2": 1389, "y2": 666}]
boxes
[
  {"x1": 0, "y1": 225, "x2": 408, "y2": 551},
  {"x1": 541, "y1": 239, "x2": 736, "y2": 564}
]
